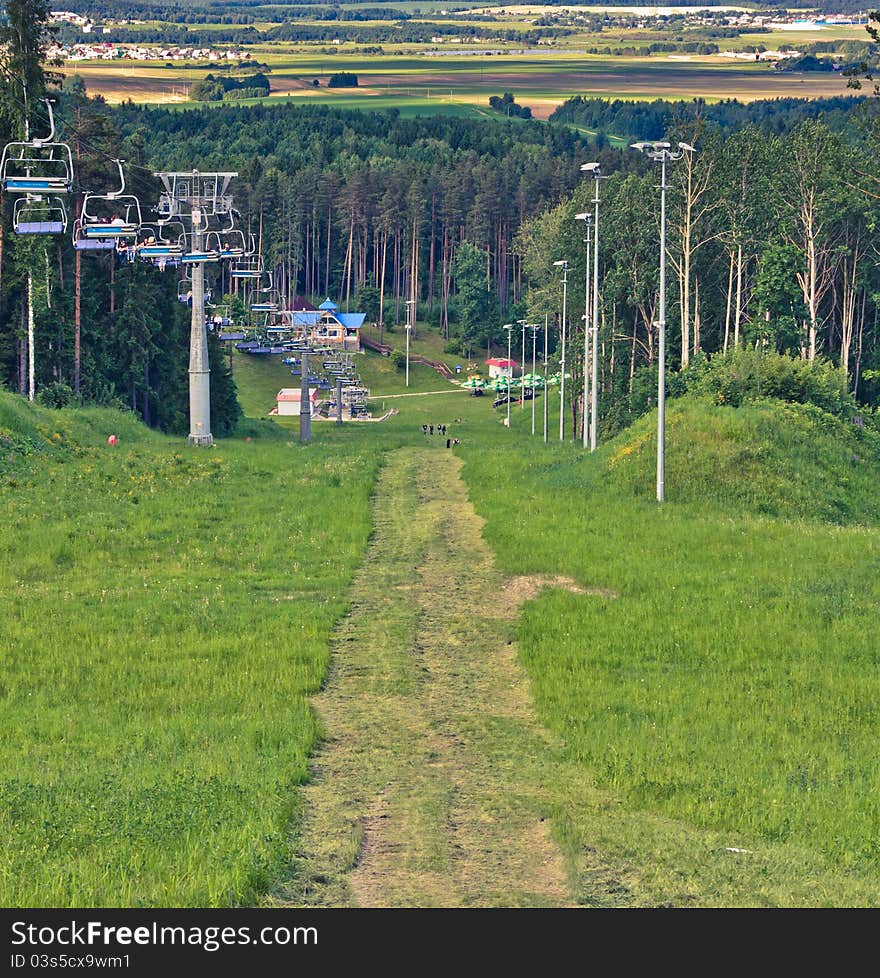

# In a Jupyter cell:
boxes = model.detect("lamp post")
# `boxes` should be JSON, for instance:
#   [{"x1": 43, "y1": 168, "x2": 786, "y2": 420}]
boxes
[
  {"x1": 581, "y1": 162, "x2": 603, "y2": 452},
  {"x1": 529, "y1": 322, "x2": 539, "y2": 436},
  {"x1": 405, "y1": 298, "x2": 415, "y2": 388},
  {"x1": 518, "y1": 319, "x2": 528, "y2": 409},
  {"x1": 575, "y1": 211, "x2": 591, "y2": 449},
  {"x1": 631, "y1": 140, "x2": 695, "y2": 503},
  {"x1": 553, "y1": 259, "x2": 569, "y2": 441},
  {"x1": 543, "y1": 313, "x2": 549, "y2": 443},
  {"x1": 502, "y1": 323, "x2": 514, "y2": 430}
]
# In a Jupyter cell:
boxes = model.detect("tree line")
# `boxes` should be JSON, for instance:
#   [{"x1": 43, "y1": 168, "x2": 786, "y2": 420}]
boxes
[
  {"x1": 2, "y1": 0, "x2": 879, "y2": 439},
  {"x1": 518, "y1": 106, "x2": 880, "y2": 438},
  {"x1": 0, "y1": 1, "x2": 240, "y2": 434}
]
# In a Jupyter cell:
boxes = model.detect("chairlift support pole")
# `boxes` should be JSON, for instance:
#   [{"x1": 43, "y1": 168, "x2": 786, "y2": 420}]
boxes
[
  {"x1": 154, "y1": 170, "x2": 237, "y2": 447},
  {"x1": 189, "y1": 211, "x2": 211, "y2": 445},
  {"x1": 300, "y1": 351, "x2": 312, "y2": 443}
]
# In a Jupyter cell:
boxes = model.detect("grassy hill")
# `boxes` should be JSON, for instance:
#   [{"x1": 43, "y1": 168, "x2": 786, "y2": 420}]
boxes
[
  {"x1": 604, "y1": 397, "x2": 880, "y2": 526},
  {"x1": 461, "y1": 394, "x2": 880, "y2": 900},
  {"x1": 3, "y1": 358, "x2": 880, "y2": 906},
  {"x1": 0, "y1": 388, "x2": 380, "y2": 906}
]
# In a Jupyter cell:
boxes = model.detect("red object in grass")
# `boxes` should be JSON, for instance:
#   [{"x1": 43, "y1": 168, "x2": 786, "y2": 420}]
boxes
[
  {"x1": 246, "y1": 436, "x2": 252, "y2": 443},
  {"x1": 107, "y1": 435, "x2": 118, "y2": 446}
]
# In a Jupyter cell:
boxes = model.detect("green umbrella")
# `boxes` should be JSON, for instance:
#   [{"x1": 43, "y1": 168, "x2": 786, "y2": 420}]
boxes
[
  {"x1": 521, "y1": 372, "x2": 543, "y2": 388},
  {"x1": 546, "y1": 373, "x2": 560, "y2": 387},
  {"x1": 462, "y1": 376, "x2": 486, "y2": 389}
]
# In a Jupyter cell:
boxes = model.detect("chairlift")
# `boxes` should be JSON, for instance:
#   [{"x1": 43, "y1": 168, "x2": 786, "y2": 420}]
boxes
[
  {"x1": 177, "y1": 275, "x2": 214, "y2": 304},
  {"x1": 250, "y1": 278, "x2": 280, "y2": 314},
  {"x1": 207, "y1": 223, "x2": 249, "y2": 261},
  {"x1": 136, "y1": 222, "x2": 184, "y2": 262},
  {"x1": 181, "y1": 237, "x2": 221, "y2": 265},
  {"x1": 75, "y1": 160, "x2": 142, "y2": 250},
  {"x1": 231, "y1": 259, "x2": 267, "y2": 282},
  {"x1": 1, "y1": 99, "x2": 73, "y2": 198},
  {"x1": 13, "y1": 195, "x2": 67, "y2": 235}
]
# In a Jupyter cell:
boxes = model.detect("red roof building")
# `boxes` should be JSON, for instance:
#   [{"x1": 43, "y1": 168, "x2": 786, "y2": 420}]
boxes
[
  {"x1": 486, "y1": 357, "x2": 519, "y2": 379},
  {"x1": 275, "y1": 387, "x2": 319, "y2": 417}
]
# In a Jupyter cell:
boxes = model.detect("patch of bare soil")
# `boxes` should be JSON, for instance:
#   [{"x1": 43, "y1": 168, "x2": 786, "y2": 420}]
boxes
[{"x1": 265, "y1": 449, "x2": 621, "y2": 908}]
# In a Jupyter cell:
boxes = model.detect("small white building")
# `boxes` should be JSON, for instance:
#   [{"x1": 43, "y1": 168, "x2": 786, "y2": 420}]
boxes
[
  {"x1": 486, "y1": 357, "x2": 518, "y2": 380},
  {"x1": 275, "y1": 388, "x2": 319, "y2": 417}
]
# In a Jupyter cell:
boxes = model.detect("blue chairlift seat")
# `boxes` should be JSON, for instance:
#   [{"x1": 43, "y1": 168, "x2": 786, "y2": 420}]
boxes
[
  {"x1": 75, "y1": 237, "x2": 115, "y2": 251},
  {"x1": 5, "y1": 176, "x2": 69, "y2": 193},
  {"x1": 139, "y1": 244, "x2": 183, "y2": 259},
  {"x1": 16, "y1": 219, "x2": 65, "y2": 234},
  {"x1": 181, "y1": 251, "x2": 220, "y2": 265},
  {"x1": 13, "y1": 195, "x2": 67, "y2": 235},
  {"x1": 83, "y1": 223, "x2": 138, "y2": 239}
]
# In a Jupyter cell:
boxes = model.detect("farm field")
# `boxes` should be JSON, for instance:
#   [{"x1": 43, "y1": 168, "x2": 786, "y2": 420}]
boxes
[
  {"x1": 5, "y1": 329, "x2": 880, "y2": 906},
  {"x1": 63, "y1": 44, "x2": 856, "y2": 110}
]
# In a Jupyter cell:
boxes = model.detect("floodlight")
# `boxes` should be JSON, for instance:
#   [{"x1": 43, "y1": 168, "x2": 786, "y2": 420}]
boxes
[
  {"x1": 580, "y1": 162, "x2": 600, "y2": 173},
  {"x1": 678, "y1": 141, "x2": 696, "y2": 152},
  {"x1": 552, "y1": 259, "x2": 568, "y2": 267},
  {"x1": 574, "y1": 212, "x2": 590, "y2": 220}
]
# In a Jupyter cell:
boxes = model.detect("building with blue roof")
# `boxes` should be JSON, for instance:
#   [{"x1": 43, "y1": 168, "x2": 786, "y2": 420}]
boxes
[{"x1": 271, "y1": 298, "x2": 365, "y2": 351}]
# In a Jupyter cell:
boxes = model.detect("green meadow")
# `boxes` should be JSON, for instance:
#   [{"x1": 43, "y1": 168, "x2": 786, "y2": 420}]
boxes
[{"x1": 3, "y1": 331, "x2": 880, "y2": 905}]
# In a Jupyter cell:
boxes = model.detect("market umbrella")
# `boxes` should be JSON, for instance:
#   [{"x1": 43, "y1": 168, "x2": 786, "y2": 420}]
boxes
[
  {"x1": 462, "y1": 376, "x2": 486, "y2": 389},
  {"x1": 521, "y1": 372, "x2": 543, "y2": 388}
]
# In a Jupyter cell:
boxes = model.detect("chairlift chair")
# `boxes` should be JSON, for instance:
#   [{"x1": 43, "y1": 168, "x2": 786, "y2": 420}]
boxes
[
  {"x1": 207, "y1": 225, "x2": 249, "y2": 261},
  {"x1": 249, "y1": 276, "x2": 279, "y2": 314},
  {"x1": 75, "y1": 161, "x2": 142, "y2": 249},
  {"x1": 13, "y1": 195, "x2": 67, "y2": 235},
  {"x1": 136, "y1": 222, "x2": 184, "y2": 262},
  {"x1": 231, "y1": 259, "x2": 266, "y2": 281},
  {"x1": 181, "y1": 236, "x2": 221, "y2": 265},
  {"x1": 1, "y1": 100, "x2": 73, "y2": 200}
]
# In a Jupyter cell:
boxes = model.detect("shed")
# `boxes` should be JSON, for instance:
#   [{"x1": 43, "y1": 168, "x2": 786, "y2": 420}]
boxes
[
  {"x1": 276, "y1": 387, "x2": 319, "y2": 417},
  {"x1": 486, "y1": 357, "x2": 519, "y2": 380}
]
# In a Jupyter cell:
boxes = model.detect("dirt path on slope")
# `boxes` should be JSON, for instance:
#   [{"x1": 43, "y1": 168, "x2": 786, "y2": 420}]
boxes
[{"x1": 265, "y1": 448, "x2": 612, "y2": 908}]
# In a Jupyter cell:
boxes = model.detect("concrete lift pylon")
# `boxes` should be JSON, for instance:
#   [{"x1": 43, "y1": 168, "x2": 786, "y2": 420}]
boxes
[{"x1": 153, "y1": 170, "x2": 238, "y2": 446}]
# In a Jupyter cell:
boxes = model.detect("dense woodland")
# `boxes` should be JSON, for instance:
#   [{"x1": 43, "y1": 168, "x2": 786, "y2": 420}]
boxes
[
  {"x1": 2, "y1": 2, "x2": 880, "y2": 438},
  {"x1": 551, "y1": 94, "x2": 868, "y2": 140}
]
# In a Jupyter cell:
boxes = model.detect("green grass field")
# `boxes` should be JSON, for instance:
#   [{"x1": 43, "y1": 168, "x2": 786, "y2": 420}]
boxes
[
  {"x1": 459, "y1": 394, "x2": 880, "y2": 894},
  {"x1": 4, "y1": 325, "x2": 880, "y2": 905},
  {"x1": 0, "y1": 395, "x2": 380, "y2": 906}
]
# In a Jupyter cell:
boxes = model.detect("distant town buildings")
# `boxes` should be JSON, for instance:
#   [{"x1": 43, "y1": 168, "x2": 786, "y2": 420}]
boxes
[{"x1": 48, "y1": 41, "x2": 249, "y2": 63}]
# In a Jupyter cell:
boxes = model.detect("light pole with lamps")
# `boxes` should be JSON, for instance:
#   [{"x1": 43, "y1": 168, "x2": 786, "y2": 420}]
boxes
[
  {"x1": 404, "y1": 298, "x2": 415, "y2": 388},
  {"x1": 529, "y1": 322, "x2": 539, "y2": 436},
  {"x1": 575, "y1": 211, "x2": 591, "y2": 449},
  {"x1": 542, "y1": 313, "x2": 549, "y2": 443},
  {"x1": 517, "y1": 319, "x2": 528, "y2": 409},
  {"x1": 502, "y1": 323, "x2": 514, "y2": 429},
  {"x1": 552, "y1": 259, "x2": 569, "y2": 441},
  {"x1": 631, "y1": 140, "x2": 695, "y2": 503},
  {"x1": 581, "y1": 161, "x2": 604, "y2": 452}
]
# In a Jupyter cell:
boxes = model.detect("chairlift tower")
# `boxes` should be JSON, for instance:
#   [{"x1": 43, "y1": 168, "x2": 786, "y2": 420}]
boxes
[{"x1": 154, "y1": 170, "x2": 238, "y2": 446}]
